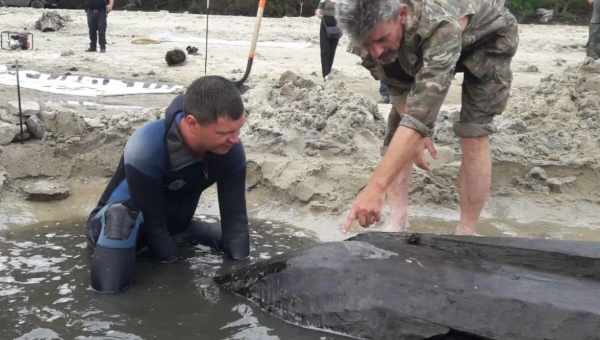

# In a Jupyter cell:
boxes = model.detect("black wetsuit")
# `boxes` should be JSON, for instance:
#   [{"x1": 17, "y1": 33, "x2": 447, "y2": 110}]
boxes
[
  {"x1": 87, "y1": 95, "x2": 249, "y2": 264},
  {"x1": 86, "y1": 0, "x2": 108, "y2": 51}
]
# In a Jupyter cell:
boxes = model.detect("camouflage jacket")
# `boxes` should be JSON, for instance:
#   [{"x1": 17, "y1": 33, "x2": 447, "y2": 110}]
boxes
[
  {"x1": 359, "y1": 0, "x2": 517, "y2": 136},
  {"x1": 318, "y1": 0, "x2": 337, "y2": 17}
]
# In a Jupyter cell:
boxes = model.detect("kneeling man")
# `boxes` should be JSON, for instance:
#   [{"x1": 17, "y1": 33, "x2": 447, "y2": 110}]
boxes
[{"x1": 87, "y1": 76, "x2": 249, "y2": 293}]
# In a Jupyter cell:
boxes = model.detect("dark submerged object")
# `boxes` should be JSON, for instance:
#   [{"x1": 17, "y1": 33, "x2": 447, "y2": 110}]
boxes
[
  {"x1": 216, "y1": 232, "x2": 600, "y2": 340},
  {"x1": 165, "y1": 48, "x2": 186, "y2": 66}
]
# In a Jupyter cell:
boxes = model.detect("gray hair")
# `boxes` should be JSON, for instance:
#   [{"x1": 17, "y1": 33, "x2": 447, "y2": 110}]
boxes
[{"x1": 336, "y1": 0, "x2": 405, "y2": 43}]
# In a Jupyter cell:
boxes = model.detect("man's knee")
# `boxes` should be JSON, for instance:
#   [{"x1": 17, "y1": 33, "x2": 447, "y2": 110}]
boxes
[{"x1": 89, "y1": 203, "x2": 142, "y2": 294}]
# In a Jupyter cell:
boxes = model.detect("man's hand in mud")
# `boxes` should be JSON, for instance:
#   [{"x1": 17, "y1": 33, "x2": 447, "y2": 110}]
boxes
[
  {"x1": 342, "y1": 183, "x2": 385, "y2": 233},
  {"x1": 413, "y1": 137, "x2": 437, "y2": 171}
]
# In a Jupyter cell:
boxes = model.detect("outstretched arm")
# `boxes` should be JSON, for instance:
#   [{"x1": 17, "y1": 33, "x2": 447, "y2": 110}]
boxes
[{"x1": 217, "y1": 144, "x2": 250, "y2": 260}]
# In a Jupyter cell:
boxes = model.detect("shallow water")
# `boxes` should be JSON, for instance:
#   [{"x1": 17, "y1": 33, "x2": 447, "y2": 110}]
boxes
[{"x1": 0, "y1": 218, "x2": 347, "y2": 340}]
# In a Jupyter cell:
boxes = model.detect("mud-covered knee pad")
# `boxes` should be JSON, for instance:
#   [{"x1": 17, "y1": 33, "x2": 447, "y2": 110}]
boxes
[{"x1": 90, "y1": 203, "x2": 143, "y2": 293}]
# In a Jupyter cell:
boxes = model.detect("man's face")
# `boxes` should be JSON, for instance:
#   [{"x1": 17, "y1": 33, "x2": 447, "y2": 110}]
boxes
[
  {"x1": 183, "y1": 114, "x2": 246, "y2": 155},
  {"x1": 363, "y1": 13, "x2": 405, "y2": 64}
]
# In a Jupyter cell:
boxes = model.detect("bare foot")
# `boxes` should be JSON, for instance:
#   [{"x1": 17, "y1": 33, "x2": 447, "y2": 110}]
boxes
[
  {"x1": 382, "y1": 221, "x2": 410, "y2": 233},
  {"x1": 455, "y1": 225, "x2": 481, "y2": 236}
]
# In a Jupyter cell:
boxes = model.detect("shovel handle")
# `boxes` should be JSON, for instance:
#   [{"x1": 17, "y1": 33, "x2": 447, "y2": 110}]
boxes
[{"x1": 236, "y1": 0, "x2": 266, "y2": 87}]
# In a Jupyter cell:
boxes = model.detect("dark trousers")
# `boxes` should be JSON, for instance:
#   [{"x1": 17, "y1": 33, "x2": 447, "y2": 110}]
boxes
[
  {"x1": 86, "y1": 8, "x2": 107, "y2": 50},
  {"x1": 319, "y1": 15, "x2": 340, "y2": 78},
  {"x1": 588, "y1": 24, "x2": 600, "y2": 59}
]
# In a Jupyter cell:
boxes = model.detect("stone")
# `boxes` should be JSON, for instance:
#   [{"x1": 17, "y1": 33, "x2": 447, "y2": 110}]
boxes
[
  {"x1": 26, "y1": 114, "x2": 46, "y2": 139},
  {"x1": 22, "y1": 179, "x2": 70, "y2": 201},
  {"x1": 84, "y1": 117, "x2": 105, "y2": 129},
  {"x1": 60, "y1": 50, "x2": 75, "y2": 57},
  {"x1": 528, "y1": 166, "x2": 548, "y2": 181},
  {"x1": 294, "y1": 181, "x2": 315, "y2": 202},
  {"x1": 0, "y1": 167, "x2": 6, "y2": 192},
  {"x1": 11, "y1": 130, "x2": 31, "y2": 142},
  {"x1": 6, "y1": 100, "x2": 41, "y2": 117},
  {"x1": 0, "y1": 121, "x2": 19, "y2": 145},
  {"x1": 536, "y1": 8, "x2": 554, "y2": 23},
  {"x1": 524, "y1": 65, "x2": 540, "y2": 73},
  {"x1": 547, "y1": 176, "x2": 577, "y2": 193},
  {"x1": 34, "y1": 11, "x2": 68, "y2": 32},
  {"x1": 217, "y1": 232, "x2": 600, "y2": 340},
  {"x1": 0, "y1": 107, "x2": 19, "y2": 124},
  {"x1": 165, "y1": 49, "x2": 186, "y2": 66}
]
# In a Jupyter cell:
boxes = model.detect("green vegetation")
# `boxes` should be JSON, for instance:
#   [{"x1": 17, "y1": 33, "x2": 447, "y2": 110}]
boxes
[{"x1": 507, "y1": 0, "x2": 590, "y2": 23}]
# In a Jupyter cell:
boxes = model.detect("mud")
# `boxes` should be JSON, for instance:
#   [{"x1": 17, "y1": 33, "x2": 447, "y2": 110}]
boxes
[{"x1": 0, "y1": 8, "x2": 599, "y2": 242}]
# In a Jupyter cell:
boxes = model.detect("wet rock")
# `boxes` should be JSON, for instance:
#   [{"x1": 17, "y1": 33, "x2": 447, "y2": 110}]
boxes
[
  {"x1": 0, "y1": 121, "x2": 19, "y2": 145},
  {"x1": 22, "y1": 179, "x2": 70, "y2": 201},
  {"x1": 34, "y1": 11, "x2": 69, "y2": 32},
  {"x1": 547, "y1": 176, "x2": 577, "y2": 194},
  {"x1": 6, "y1": 100, "x2": 40, "y2": 117},
  {"x1": 26, "y1": 114, "x2": 46, "y2": 139}
]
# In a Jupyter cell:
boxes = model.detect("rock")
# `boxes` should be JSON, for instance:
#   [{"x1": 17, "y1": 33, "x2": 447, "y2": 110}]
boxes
[
  {"x1": 217, "y1": 232, "x2": 600, "y2": 340},
  {"x1": 246, "y1": 160, "x2": 262, "y2": 190},
  {"x1": 294, "y1": 181, "x2": 316, "y2": 202},
  {"x1": 0, "y1": 121, "x2": 19, "y2": 145},
  {"x1": 0, "y1": 167, "x2": 6, "y2": 192},
  {"x1": 60, "y1": 50, "x2": 75, "y2": 57},
  {"x1": 6, "y1": 100, "x2": 40, "y2": 117},
  {"x1": 528, "y1": 166, "x2": 548, "y2": 181},
  {"x1": 22, "y1": 179, "x2": 70, "y2": 201},
  {"x1": 524, "y1": 65, "x2": 540, "y2": 73},
  {"x1": 12, "y1": 130, "x2": 31, "y2": 142},
  {"x1": 0, "y1": 108, "x2": 19, "y2": 124},
  {"x1": 536, "y1": 8, "x2": 554, "y2": 23},
  {"x1": 45, "y1": 111, "x2": 86, "y2": 137},
  {"x1": 26, "y1": 114, "x2": 45, "y2": 139},
  {"x1": 547, "y1": 176, "x2": 577, "y2": 193},
  {"x1": 34, "y1": 11, "x2": 68, "y2": 32},
  {"x1": 165, "y1": 49, "x2": 186, "y2": 66},
  {"x1": 83, "y1": 117, "x2": 105, "y2": 129}
]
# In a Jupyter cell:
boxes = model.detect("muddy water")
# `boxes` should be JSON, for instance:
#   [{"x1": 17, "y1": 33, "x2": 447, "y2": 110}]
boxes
[{"x1": 0, "y1": 219, "x2": 347, "y2": 340}]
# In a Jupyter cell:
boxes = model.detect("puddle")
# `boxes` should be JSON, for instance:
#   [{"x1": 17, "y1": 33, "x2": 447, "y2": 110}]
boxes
[{"x1": 0, "y1": 219, "x2": 346, "y2": 340}]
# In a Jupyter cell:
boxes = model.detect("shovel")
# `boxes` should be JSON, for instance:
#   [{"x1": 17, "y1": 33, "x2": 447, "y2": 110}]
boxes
[{"x1": 234, "y1": 0, "x2": 267, "y2": 88}]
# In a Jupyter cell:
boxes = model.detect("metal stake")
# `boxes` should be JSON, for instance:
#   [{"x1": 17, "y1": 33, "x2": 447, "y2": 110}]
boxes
[
  {"x1": 205, "y1": 0, "x2": 210, "y2": 75},
  {"x1": 15, "y1": 60, "x2": 24, "y2": 143}
]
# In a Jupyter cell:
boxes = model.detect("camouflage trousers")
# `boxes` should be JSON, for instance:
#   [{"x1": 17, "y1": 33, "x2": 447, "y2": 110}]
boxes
[
  {"x1": 382, "y1": 18, "x2": 519, "y2": 146},
  {"x1": 588, "y1": 24, "x2": 600, "y2": 59}
]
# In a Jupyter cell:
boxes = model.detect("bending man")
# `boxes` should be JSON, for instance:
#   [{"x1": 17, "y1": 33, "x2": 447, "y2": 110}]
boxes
[
  {"x1": 338, "y1": 0, "x2": 518, "y2": 235},
  {"x1": 86, "y1": 76, "x2": 249, "y2": 293}
]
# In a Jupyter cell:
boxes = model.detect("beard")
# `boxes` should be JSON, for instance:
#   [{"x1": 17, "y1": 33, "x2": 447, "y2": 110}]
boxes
[{"x1": 375, "y1": 49, "x2": 399, "y2": 65}]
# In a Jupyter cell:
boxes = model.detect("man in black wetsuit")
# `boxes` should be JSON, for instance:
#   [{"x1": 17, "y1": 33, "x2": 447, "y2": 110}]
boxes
[{"x1": 86, "y1": 76, "x2": 249, "y2": 293}]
